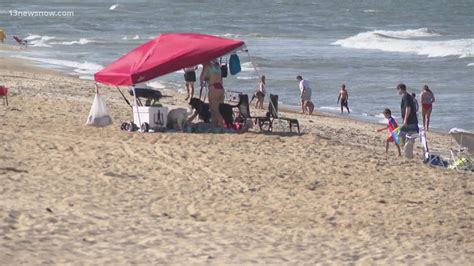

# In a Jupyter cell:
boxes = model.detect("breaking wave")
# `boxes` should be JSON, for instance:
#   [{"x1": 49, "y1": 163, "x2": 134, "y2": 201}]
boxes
[
  {"x1": 13, "y1": 55, "x2": 103, "y2": 75},
  {"x1": 332, "y1": 28, "x2": 474, "y2": 58}
]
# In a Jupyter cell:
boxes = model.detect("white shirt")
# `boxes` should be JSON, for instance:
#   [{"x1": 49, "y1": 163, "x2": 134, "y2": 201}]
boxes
[{"x1": 299, "y1": 79, "x2": 311, "y2": 94}]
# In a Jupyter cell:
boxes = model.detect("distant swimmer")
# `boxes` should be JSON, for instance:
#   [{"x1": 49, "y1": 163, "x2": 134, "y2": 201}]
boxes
[{"x1": 337, "y1": 83, "x2": 350, "y2": 114}]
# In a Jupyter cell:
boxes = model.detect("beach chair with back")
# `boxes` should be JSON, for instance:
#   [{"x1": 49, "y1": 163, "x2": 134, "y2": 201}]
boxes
[
  {"x1": 235, "y1": 93, "x2": 274, "y2": 131},
  {"x1": 448, "y1": 128, "x2": 474, "y2": 170},
  {"x1": 255, "y1": 94, "x2": 300, "y2": 134}
]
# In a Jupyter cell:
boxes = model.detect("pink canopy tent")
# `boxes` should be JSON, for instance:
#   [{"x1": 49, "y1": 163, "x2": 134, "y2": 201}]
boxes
[{"x1": 94, "y1": 33, "x2": 245, "y2": 86}]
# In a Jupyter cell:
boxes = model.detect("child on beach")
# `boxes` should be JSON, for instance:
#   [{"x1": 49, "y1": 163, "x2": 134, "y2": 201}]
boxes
[
  {"x1": 337, "y1": 83, "x2": 350, "y2": 114},
  {"x1": 377, "y1": 108, "x2": 402, "y2": 156}
]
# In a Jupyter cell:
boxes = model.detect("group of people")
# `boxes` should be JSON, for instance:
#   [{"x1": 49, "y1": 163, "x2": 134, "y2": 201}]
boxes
[
  {"x1": 377, "y1": 83, "x2": 436, "y2": 158},
  {"x1": 182, "y1": 61, "x2": 437, "y2": 153}
]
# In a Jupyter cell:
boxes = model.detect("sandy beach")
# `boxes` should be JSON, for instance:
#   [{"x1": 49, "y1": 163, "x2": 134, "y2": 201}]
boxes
[{"x1": 1, "y1": 50, "x2": 473, "y2": 264}]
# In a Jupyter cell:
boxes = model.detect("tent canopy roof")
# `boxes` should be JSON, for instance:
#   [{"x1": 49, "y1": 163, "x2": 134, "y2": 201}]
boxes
[{"x1": 94, "y1": 33, "x2": 245, "y2": 86}]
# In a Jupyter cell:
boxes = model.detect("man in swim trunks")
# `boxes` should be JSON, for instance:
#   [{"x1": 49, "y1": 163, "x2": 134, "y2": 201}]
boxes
[{"x1": 337, "y1": 83, "x2": 350, "y2": 114}]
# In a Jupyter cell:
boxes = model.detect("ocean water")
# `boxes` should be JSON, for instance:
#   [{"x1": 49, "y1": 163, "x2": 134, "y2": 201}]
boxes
[{"x1": 1, "y1": 0, "x2": 473, "y2": 131}]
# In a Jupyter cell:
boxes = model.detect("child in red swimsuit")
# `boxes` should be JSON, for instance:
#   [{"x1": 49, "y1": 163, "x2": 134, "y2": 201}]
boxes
[{"x1": 377, "y1": 108, "x2": 402, "y2": 156}]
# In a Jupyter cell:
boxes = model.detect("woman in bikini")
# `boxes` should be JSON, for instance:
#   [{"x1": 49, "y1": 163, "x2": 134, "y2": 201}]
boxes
[
  {"x1": 420, "y1": 85, "x2": 435, "y2": 131},
  {"x1": 200, "y1": 60, "x2": 225, "y2": 128}
]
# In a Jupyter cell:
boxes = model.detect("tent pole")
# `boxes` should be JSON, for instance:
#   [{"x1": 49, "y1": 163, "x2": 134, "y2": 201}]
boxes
[
  {"x1": 245, "y1": 45, "x2": 261, "y2": 80},
  {"x1": 131, "y1": 85, "x2": 142, "y2": 131},
  {"x1": 116, "y1": 86, "x2": 132, "y2": 108}
]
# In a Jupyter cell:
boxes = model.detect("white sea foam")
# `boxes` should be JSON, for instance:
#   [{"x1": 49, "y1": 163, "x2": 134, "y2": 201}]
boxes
[
  {"x1": 319, "y1": 106, "x2": 341, "y2": 112},
  {"x1": 363, "y1": 9, "x2": 378, "y2": 13},
  {"x1": 333, "y1": 28, "x2": 474, "y2": 58},
  {"x1": 122, "y1": 35, "x2": 141, "y2": 41},
  {"x1": 13, "y1": 56, "x2": 103, "y2": 75},
  {"x1": 240, "y1": 62, "x2": 255, "y2": 72},
  {"x1": 221, "y1": 33, "x2": 240, "y2": 39},
  {"x1": 146, "y1": 80, "x2": 166, "y2": 89},
  {"x1": 56, "y1": 38, "x2": 93, "y2": 45},
  {"x1": 25, "y1": 35, "x2": 56, "y2": 47},
  {"x1": 109, "y1": 4, "x2": 119, "y2": 11},
  {"x1": 24, "y1": 35, "x2": 42, "y2": 41},
  {"x1": 468, "y1": 63, "x2": 474, "y2": 67}
]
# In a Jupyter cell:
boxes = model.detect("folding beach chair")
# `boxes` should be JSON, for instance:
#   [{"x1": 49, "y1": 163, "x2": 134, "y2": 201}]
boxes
[
  {"x1": 254, "y1": 94, "x2": 300, "y2": 134},
  {"x1": 0, "y1": 85, "x2": 8, "y2": 106},
  {"x1": 449, "y1": 128, "x2": 474, "y2": 153},
  {"x1": 13, "y1": 35, "x2": 27, "y2": 47},
  {"x1": 448, "y1": 128, "x2": 474, "y2": 171}
]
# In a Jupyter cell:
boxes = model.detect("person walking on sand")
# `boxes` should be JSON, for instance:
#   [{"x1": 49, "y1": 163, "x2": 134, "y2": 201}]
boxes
[
  {"x1": 296, "y1": 75, "x2": 312, "y2": 115},
  {"x1": 377, "y1": 108, "x2": 402, "y2": 156},
  {"x1": 183, "y1": 66, "x2": 197, "y2": 100},
  {"x1": 337, "y1": 83, "x2": 350, "y2": 114},
  {"x1": 397, "y1": 83, "x2": 419, "y2": 159},
  {"x1": 420, "y1": 85, "x2": 435, "y2": 131}
]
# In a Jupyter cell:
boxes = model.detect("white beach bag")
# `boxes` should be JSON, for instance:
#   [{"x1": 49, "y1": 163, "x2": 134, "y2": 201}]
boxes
[{"x1": 85, "y1": 87, "x2": 112, "y2": 127}]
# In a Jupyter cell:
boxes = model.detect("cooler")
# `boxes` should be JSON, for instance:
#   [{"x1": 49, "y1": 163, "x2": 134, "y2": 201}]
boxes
[{"x1": 133, "y1": 106, "x2": 168, "y2": 130}]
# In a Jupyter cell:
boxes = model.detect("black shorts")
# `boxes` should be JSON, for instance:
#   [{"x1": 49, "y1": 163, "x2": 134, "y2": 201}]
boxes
[
  {"x1": 184, "y1": 71, "x2": 196, "y2": 82},
  {"x1": 341, "y1": 99, "x2": 348, "y2": 107}
]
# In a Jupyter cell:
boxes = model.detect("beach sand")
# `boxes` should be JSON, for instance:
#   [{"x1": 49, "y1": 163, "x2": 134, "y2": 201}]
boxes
[{"x1": 1, "y1": 53, "x2": 473, "y2": 264}]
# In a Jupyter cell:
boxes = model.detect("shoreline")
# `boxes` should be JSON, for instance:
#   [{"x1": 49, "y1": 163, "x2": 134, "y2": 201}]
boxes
[{"x1": 0, "y1": 43, "x2": 448, "y2": 136}]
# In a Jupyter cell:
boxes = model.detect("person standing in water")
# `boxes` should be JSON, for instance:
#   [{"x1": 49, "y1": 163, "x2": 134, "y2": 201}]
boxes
[
  {"x1": 337, "y1": 83, "x2": 350, "y2": 114},
  {"x1": 296, "y1": 75, "x2": 312, "y2": 114}
]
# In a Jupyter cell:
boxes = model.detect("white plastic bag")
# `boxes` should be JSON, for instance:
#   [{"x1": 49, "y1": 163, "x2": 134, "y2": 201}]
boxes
[{"x1": 85, "y1": 89, "x2": 112, "y2": 127}]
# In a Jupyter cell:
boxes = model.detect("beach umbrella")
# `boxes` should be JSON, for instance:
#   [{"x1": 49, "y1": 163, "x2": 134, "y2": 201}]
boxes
[{"x1": 94, "y1": 33, "x2": 245, "y2": 86}]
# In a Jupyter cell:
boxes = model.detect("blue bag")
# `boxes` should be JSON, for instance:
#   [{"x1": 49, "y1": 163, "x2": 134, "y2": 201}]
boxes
[{"x1": 229, "y1": 54, "x2": 241, "y2": 75}]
